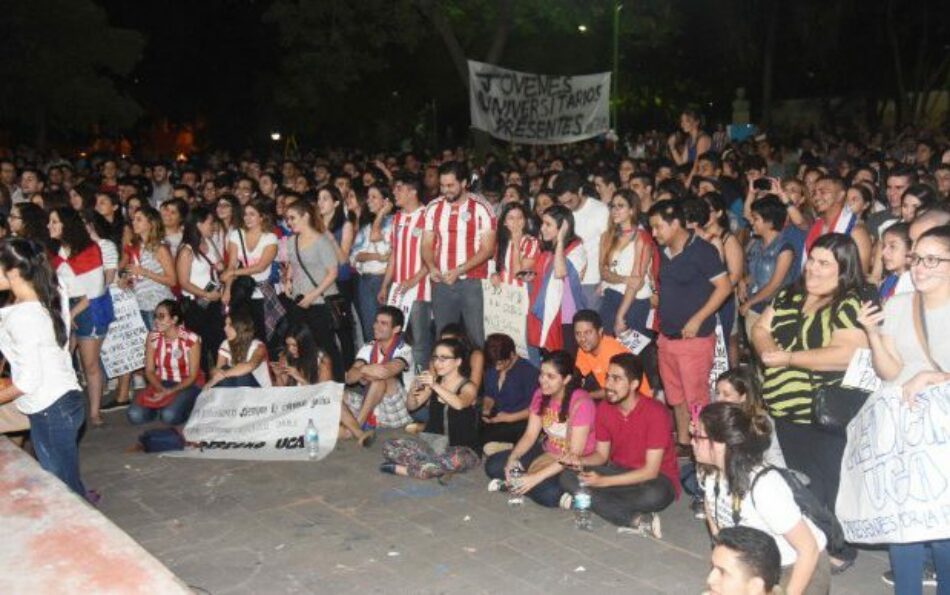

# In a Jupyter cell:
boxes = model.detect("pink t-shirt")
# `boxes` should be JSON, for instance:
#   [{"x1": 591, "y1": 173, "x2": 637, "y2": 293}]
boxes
[{"x1": 529, "y1": 388, "x2": 597, "y2": 457}]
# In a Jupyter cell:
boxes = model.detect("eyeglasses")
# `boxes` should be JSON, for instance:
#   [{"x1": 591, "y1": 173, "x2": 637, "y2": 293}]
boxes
[
  {"x1": 431, "y1": 354, "x2": 457, "y2": 362},
  {"x1": 908, "y1": 254, "x2": 950, "y2": 269}
]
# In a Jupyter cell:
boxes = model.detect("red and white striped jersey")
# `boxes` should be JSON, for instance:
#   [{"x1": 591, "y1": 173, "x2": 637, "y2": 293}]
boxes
[
  {"x1": 499, "y1": 235, "x2": 540, "y2": 286},
  {"x1": 389, "y1": 205, "x2": 431, "y2": 301},
  {"x1": 149, "y1": 327, "x2": 200, "y2": 383},
  {"x1": 424, "y1": 194, "x2": 496, "y2": 280}
]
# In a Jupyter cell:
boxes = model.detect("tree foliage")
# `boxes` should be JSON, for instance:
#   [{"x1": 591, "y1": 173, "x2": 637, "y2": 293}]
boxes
[{"x1": 0, "y1": 0, "x2": 145, "y2": 145}]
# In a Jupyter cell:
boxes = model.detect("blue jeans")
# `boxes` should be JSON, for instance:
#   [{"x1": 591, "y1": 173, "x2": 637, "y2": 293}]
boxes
[
  {"x1": 599, "y1": 289, "x2": 652, "y2": 336},
  {"x1": 580, "y1": 284, "x2": 599, "y2": 312},
  {"x1": 356, "y1": 273, "x2": 384, "y2": 342},
  {"x1": 408, "y1": 300, "x2": 433, "y2": 370},
  {"x1": 28, "y1": 390, "x2": 86, "y2": 496},
  {"x1": 127, "y1": 381, "x2": 200, "y2": 426},
  {"x1": 215, "y1": 372, "x2": 260, "y2": 388},
  {"x1": 485, "y1": 440, "x2": 564, "y2": 508},
  {"x1": 890, "y1": 541, "x2": 950, "y2": 595},
  {"x1": 432, "y1": 278, "x2": 485, "y2": 347},
  {"x1": 140, "y1": 309, "x2": 155, "y2": 332}
]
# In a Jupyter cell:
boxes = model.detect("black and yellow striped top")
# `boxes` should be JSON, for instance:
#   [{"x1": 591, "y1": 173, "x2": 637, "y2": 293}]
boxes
[{"x1": 761, "y1": 288, "x2": 862, "y2": 424}]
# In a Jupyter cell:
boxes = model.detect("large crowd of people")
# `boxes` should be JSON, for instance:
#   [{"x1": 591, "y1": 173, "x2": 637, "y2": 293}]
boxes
[{"x1": 0, "y1": 118, "x2": 949, "y2": 595}]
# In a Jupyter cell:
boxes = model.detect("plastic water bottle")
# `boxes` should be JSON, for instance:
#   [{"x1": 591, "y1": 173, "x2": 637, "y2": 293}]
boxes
[
  {"x1": 305, "y1": 418, "x2": 319, "y2": 460},
  {"x1": 574, "y1": 481, "x2": 593, "y2": 530},
  {"x1": 507, "y1": 463, "x2": 525, "y2": 507}
]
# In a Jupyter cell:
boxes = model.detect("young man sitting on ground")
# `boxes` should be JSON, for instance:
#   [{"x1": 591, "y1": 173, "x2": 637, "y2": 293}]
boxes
[
  {"x1": 559, "y1": 352, "x2": 678, "y2": 536},
  {"x1": 341, "y1": 306, "x2": 414, "y2": 445},
  {"x1": 705, "y1": 526, "x2": 783, "y2": 595}
]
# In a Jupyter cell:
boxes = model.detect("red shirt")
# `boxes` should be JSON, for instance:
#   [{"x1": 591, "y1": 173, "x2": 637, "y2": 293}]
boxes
[
  {"x1": 389, "y1": 205, "x2": 430, "y2": 301},
  {"x1": 594, "y1": 396, "x2": 680, "y2": 497},
  {"x1": 424, "y1": 194, "x2": 496, "y2": 279},
  {"x1": 149, "y1": 327, "x2": 200, "y2": 383}
]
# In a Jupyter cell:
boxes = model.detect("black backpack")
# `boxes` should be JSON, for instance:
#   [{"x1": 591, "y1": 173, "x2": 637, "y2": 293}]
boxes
[{"x1": 749, "y1": 466, "x2": 848, "y2": 557}]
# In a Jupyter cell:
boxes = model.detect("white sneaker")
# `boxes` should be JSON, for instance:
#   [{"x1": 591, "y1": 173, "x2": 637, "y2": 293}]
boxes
[
  {"x1": 643, "y1": 513, "x2": 663, "y2": 539},
  {"x1": 487, "y1": 478, "x2": 504, "y2": 492}
]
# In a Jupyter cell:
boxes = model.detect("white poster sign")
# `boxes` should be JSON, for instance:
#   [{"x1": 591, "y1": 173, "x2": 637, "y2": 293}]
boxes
[
  {"x1": 100, "y1": 287, "x2": 148, "y2": 378},
  {"x1": 842, "y1": 348, "x2": 883, "y2": 393},
  {"x1": 468, "y1": 60, "x2": 611, "y2": 145},
  {"x1": 482, "y1": 280, "x2": 529, "y2": 358},
  {"x1": 708, "y1": 322, "x2": 729, "y2": 398},
  {"x1": 170, "y1": 383, "x2": 343, "y2": 461},
  {"x1": 617, "y1": 328, "x2": 652, "y2": 355},
  {"x1": 837, "y1": 382, "x2": 950, "y2": 544}
]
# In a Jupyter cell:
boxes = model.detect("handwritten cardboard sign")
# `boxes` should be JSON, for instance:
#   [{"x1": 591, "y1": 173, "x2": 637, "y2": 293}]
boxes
[
  {"x1": 837, "y1": 381, "x2": 950, "y2": 544},
  {"x1": 100, "y1": 287, "x2": 148, "y2": 378},
  {"x1": 482, "y1": 280, "x2": 529, "y2": 358}
]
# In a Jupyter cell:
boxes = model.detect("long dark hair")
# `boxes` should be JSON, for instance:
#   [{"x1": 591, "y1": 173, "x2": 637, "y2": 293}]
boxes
[
  {"x1": 13, "y1": 203, "x2": 50, "y2": 247},
  {"x1": 716, "y1": 366, "x2": 767, "y2": 419},
  {"x1": 432, "y1": 337, "x2": 471, "y2": 379},
  {"x1": 495, "y1": 201, "x2": 535, "y2": 275},
  {"x1": 700, "y1": 402, "x2": 772, "y2": 498},
  {"x1": 0, "y1": 239, "x2": 68, "y2": 347},
  {"x1": 803, "y1": 232, "x2": 867, "y2": 307},
  {"x1": 50, "y1": 207, "x2": 93, "y2": 255},
  {"x1": 540, "y1": 204, "x2": 578, "y2": 252},
  {"x1": 539, "y1": 350, "x2": 582, "y2": 423},
  {"x1": 179, "y1": 206, "x2": 215, "y2": 265},
  {"x1": 320, "y1": 185, "x2": 354, "y2": 233},
  {"x1": 284, "y1": 324, "x2": 322, "y2": 385}
]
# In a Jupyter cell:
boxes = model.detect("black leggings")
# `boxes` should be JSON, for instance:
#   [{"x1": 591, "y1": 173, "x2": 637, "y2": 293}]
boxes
[
  {"x1": 560, "y1": 464, "x2": 675, "y2": 527},
  {"x1": 294, "y1": 302, "x2": 344, "y2": 382},
  {"x1": 183, "y1": 299, "x2": 225, "y2": 374}
]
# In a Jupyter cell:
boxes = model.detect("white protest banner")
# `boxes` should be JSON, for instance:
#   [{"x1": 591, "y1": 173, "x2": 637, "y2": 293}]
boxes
[
  {"x1": 836, "y1": 382, "x2": 950, "y2": 544},
  {"x1": 707, "y1": 322, "x2": 729, "y2": 398},
  {"x1": 469, "y1": 60, "x2": 610, "y2": 145},
  {"x1": 100, "y1": 287, "x2": 148, "y2": 378},
  {"x1": 387, "y1": 284, "x2": 414, "y2": 322},
  {"x1": 482, "y1": 280, "x2": 529, "y2": 358},
  {"x1": 842, "y1": 348, "x2": 883, "y2": 393},
  {"x1": 617, "y1": 328, "x2": 651, "y2": 355},
  {"x1": 169, "y1": 383, "x2": 343, "y2": 461}
]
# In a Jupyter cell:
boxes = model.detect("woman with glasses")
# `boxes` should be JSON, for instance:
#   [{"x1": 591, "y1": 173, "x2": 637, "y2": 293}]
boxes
[
  {"x1": 126, "y1": 300, "x2": 202, "y2": 426},
  {"x1": 855, "y1": 225, "x2": 950, "y2": 595},
  {"x1": 695, "y1": 402, "x2": 830, "y2": 595},
  {"x1": 379, "y1": 337, "x2": 479, "y2": 479}
]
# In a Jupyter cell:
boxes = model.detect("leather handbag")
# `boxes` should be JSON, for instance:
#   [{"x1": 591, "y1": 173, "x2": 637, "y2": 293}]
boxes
[
  {"x1": 229, "y1": 229, "x2": 258, "y2": 304},
  {"x1": 811, "y1": 383, "x2": 869, "y2": 433}
]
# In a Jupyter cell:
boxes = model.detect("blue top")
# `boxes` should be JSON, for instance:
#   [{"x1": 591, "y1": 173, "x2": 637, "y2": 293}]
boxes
[
  {"x1": 483, "y1": 357, "x2": 539, "y2": 414},
  {"x1": 745, "y1": 226, "x2": 802, "y2": 314},
  {"x1": 657, "y1": 233, "x2": 726, "y2": 338}
]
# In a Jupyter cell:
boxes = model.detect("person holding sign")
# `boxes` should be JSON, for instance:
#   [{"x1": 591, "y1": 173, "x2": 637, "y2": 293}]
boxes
[
  {"x1": 126, "y1": 300, "x2": 203, "y2": 426},
  {"x1": 422, "y1": 161, "x2": 496, "y2": 347},
  {"x1": 856, "y1": 225, "x2": 950, "y2": 595}
]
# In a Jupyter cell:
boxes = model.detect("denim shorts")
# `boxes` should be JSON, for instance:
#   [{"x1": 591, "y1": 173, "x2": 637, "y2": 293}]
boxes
[{"x1": 72, "y1": 299, "x2": 109, "y2": 340}]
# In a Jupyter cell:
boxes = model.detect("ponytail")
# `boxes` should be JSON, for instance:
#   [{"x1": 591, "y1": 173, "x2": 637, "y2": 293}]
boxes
[
  {"x1": 0, "y1": 239, "x2": 68, "y2": 347},
  {"x1": 700, "y1": 402, "x2": 771, "y2": 498}
]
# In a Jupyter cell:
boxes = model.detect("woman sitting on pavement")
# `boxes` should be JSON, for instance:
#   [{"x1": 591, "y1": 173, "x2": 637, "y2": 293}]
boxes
[
  {"x1": 484, "y1": 350, "x2": 596, "y2": 509},
  {"x1": 272, "y1": 323, "x2": 332, "y2": 387},
  {"x1": 127, "y1": 300, "x2": 203, "y2": 426},
  {"x1": 696, "y1": 402, "x2": 830, "y2": 595},
  {"x1": 479, "y1": 333, "x2": 538, "y2": 454},
  {"x1": 380, "y1": 337, "x2": 480, "y2": 479},
  {"x1": 205, "y1": 309, "x2": 271, "y2": 389}
]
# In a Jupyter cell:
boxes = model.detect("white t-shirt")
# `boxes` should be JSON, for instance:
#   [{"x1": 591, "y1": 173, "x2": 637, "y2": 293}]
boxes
[
  {"x1": 217, "y1": 338, "x2": 272, "y2": 388},
  {"x1": 355, "y1": 338, "x2": 414, "y2": 386},
  {"x1": 703, "y1": 468, "x2": 827, "y2": 566},
  {"x1": 227, "y1": 229, "x2": 278, "y2": 298},
  {"x1": 882, "y1": 292, "x2": 950, "y2": 386},
  {"x1": 0, "y1": 300, "x2": 81, "y2": 414},
  {"x1": 181, "y1": 243, "x2": 223, "y2": 299},
  {"x1": 572, "y1": 197, "x2": 609, "y2": 285}
]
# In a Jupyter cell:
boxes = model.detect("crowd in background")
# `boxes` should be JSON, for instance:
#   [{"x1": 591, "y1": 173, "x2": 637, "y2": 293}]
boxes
[{"x1": 1, "y1": 117, "x2": 949, "y2": 595}]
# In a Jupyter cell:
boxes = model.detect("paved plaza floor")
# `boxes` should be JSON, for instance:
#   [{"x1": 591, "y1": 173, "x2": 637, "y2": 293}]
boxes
[{"x1": 80, "y1": 413, "x2": 894, "y2": 594}]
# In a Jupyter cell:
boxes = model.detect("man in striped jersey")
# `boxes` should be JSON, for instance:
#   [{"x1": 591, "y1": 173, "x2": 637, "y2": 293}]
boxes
[
  {"x1": 422, "y1": 161, "x2": 496, "y2": 347},
  {"x1": 379, "y1": 173, "x2": 433, "y2": 369}
]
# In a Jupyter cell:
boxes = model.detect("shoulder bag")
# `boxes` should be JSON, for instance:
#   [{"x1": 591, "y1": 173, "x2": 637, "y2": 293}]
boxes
[{"x1": 229, "y1": 229, "x2": 258, "y2": 305}]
